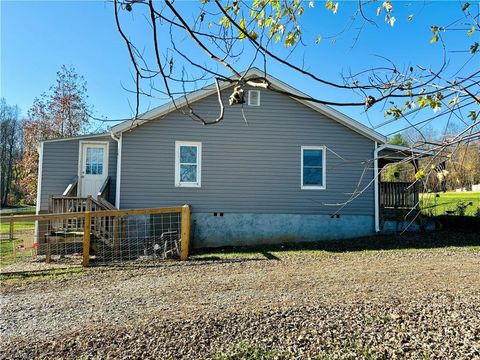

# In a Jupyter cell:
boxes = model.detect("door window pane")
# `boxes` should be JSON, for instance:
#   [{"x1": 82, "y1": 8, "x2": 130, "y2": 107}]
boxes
[{"x1": 86, "y1": 147, "x2": 104, "y2": 175}]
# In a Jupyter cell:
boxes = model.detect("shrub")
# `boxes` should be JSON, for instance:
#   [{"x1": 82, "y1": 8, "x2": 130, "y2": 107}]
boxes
[{"x1": 456, "y1": 201, "x2": 471, "y2": 216}]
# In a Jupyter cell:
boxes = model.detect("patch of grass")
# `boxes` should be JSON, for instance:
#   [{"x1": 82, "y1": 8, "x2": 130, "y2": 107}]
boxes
[
  {"x1": 211, "y1": 341, "x2": 389, "y2": 360},
  {"x1": 0, "y1": 239, "x2": 23, "y2": 268},
  {"x1": 321, "y1": 340, "x2": 388, "y2": 360},
  {"x1": 212, "y1": 341, "x2": 290, "y2": 360},
  {"x1": 420, "y1": 192, "x2": 480, "y2": 216},
  {"x1": 0, "y1": 267, "x2": 84, "y2": 285},
  {"x1": 0, "y1": 205, "x2": 36, "y2": 216},
  {"x1": 0, "y1": 221, "x2": 35, "y2": 233}
]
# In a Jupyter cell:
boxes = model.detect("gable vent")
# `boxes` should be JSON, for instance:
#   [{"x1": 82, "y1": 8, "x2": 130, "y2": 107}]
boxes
[{"x1": 248, "y1": 90, "x2": 261, "y2": 106}]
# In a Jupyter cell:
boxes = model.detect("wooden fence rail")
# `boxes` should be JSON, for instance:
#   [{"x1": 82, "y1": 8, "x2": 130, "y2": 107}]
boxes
[
  {"x1": 0, "y1": 205, "x2": 191, "y2": 266},
  {"x1": 380, "y1": 182, "x2": 419, "y2": 209}
]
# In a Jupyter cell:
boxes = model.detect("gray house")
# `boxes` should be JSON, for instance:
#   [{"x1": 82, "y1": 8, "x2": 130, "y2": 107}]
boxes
[{"x1": 36, "y1": 68, "x2": 423, "y2": 248}]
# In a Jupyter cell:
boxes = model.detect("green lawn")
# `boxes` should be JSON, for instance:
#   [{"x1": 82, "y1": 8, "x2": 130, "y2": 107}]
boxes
[
  {"x1": 0, "y1": 221, "x2": 36, "y2": 268},
  {"x1": 0, "y1": 239, "x2": 23, "y2": 268},
  {"x1": 420, "y1": 192, "x2": 480, "y2": 216},
  {"x1": 0, "y1": 206, "x2": 36, "y2": 216},
  {"x1": 0, "y1": 267, "x2": 84, "y2": 285},
  {"x1": 0, "y1": 221, "x2": 35, "y2": 233}
]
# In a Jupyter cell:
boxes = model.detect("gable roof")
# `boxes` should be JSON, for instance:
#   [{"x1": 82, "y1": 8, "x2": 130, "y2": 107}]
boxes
[{"x1": 111, "y1": 67, "x2": 387, "y2": 143}]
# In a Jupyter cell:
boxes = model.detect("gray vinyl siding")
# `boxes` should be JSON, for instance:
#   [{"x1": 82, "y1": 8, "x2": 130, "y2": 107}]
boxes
[
  {"x1": 120, "y1": 87, "x2": 375, "y2": 215},
  {"x1": 39, "y1": 136, "x2": 117, "y2": 210}
]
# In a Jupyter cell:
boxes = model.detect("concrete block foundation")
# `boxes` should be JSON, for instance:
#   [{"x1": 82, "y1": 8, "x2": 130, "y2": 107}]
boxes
[{"x1": 191, "y1": 213, "x2": 376, "y2": 248}]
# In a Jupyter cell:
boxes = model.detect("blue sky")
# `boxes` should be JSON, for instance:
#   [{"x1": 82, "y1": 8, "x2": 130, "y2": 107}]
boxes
[{"x1": 1, "y1": 1, "x2": 478, "y2": 136}]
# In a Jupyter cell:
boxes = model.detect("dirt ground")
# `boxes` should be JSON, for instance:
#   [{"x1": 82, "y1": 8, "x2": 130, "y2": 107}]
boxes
[{"x1": 1, "y1": 239, "x2": 479, "y2": 359}]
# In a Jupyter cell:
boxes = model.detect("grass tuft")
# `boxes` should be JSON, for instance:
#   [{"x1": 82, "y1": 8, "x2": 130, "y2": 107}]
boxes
[{"x1": 212, "y1": 341, "x2": 290, "y2": 360}]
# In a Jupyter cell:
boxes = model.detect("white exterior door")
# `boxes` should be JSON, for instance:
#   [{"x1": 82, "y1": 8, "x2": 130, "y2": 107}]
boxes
[{"x1": 79, "y1": 142, "x2": 108, "y2": 198}]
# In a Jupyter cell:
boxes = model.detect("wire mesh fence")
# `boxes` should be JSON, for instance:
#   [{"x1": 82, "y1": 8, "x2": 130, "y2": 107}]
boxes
[
  {"x1": 1, "y1": 212, "x2": 87, "y2": 273},
  {"x1": 0, "y1": 205, "x2": 190, "y2": 273},
  {"x1": 89, "y1": 211, "x2": 182, "y2": 265}
]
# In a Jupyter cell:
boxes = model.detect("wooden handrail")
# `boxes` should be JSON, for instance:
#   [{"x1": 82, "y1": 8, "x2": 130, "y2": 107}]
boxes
[
  {"x1": 97, "y1": 176, "x2": 111, "y2": 199},
  {"x1": 95, "y1": 196, "x2": 116, "y2": 210},
  {"x1": 62, "y1": 176, "x2": 78, "y2": 196}
]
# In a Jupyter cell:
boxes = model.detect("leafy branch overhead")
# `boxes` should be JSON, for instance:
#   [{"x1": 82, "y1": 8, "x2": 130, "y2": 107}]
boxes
[{"x1": 113, "y1": 0, "x2": 479, "y2": 165}]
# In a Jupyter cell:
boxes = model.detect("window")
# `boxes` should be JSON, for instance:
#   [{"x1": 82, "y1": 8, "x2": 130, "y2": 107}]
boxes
[
  {"x1": 175, "y1": 141, "x2": 201, "y2": 187},
  {"x1": 248, "y1": 90, "x2": 260, "y2": 106},
  {"x1": 301, "y1": 146, "x2": 326, "y2": 189},
  {"x1": 85, "y1": 147, "x2": 104, "y2": 175}
]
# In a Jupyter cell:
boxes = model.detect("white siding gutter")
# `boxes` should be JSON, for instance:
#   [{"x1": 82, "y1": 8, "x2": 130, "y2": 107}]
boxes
[
  {"x1": 374, "y1": 142, "x2": 380, "y2": 232},
  {"x1": 35, "y1": 142, "x2": 44, "y2": 239},
  {"x1": 111, "y1": 132, "x2": 122, "y2": 209},
  {"x1": 35, "y1": 142, "x2": 44, "y2": 215}
]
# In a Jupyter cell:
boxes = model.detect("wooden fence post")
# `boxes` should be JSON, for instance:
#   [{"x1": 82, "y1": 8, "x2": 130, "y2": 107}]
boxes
[
  {"x1": 113, "y1": 217, "x2": 119, "y2": 258},
  {"x1": 9, "y1": 219, "x2": 14, "y2": 240},
  {"x1": 180, "y1": 205, "x2": 191, "y2": 261},
  {"x1": 82, "y1": 211, "x2": 91, "y2": 267}
]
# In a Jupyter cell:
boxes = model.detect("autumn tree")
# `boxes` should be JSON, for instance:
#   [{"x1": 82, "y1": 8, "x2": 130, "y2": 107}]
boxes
[
  {"x1": 446, "y1": 142, "x2": 480, "y2": 190},
  {"x1": 20, "y1": 65, "x2": 93, "y2": 204},
  {"x1": 382, "y1": 133, "x2": 413, "y2": 182},
  {"x1": 0, "y1": 99, "x2": 22, "y2": 206}
]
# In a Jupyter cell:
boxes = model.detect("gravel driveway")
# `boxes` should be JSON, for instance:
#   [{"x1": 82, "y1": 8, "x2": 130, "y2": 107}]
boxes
[{"x1": 1, "y1": 247, "x2": 479, "y2": 359}]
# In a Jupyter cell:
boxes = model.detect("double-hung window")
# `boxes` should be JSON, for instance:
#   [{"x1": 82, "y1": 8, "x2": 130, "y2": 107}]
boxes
[
  {"x1": 301, "y1": 146, "x2": 326, "y2": 189},
  {"x1": 175, "y1": 141, "x2": 201, "y2": 187}
]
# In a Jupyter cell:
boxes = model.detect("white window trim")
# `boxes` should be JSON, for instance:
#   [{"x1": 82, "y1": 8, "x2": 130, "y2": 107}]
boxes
[
  {"x1": 248, "y1": 90, "x2": 261, "y2": 106},
  {"x1": 301, "y1": 145, "x2": 326, "y2": 190},
  {"x1": 175, "y1": 141, "x2": 202, "y2": 188}
]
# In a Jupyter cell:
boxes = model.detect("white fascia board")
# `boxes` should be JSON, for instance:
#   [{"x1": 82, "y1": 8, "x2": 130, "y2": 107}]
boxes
[
  {"x1": 41, "y1": 133, "x2": 110, "y2": 143},
  {"x1": 378, "y1": 143, "x2": 435, "y2": 156}
]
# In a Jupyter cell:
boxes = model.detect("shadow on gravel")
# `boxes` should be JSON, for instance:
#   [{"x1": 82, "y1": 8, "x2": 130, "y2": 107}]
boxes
[
  {"x1": 0, "y1": 267, "x2": 84, "y2": 283},
  {"x1": 86, "y1": 257, "x2": 269, "y2": 268},
  {"x1": 192, "y1": 230, "x2": 480, "y2": 258},
  {"x1": 189, "y1": 257, "x2": 267, "y2": 264},
  {"x1": 261, "y1": 252, "x2": 281, "y2": 261}
]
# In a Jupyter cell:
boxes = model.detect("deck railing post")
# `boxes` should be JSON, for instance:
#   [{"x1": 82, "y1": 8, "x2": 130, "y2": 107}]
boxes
[
  {"x1": 82, "y1": 211, "x2": 92, "y2": 267},
  {"x1": 180, "y1": 205, "x2": 191, "y2": 261}
]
